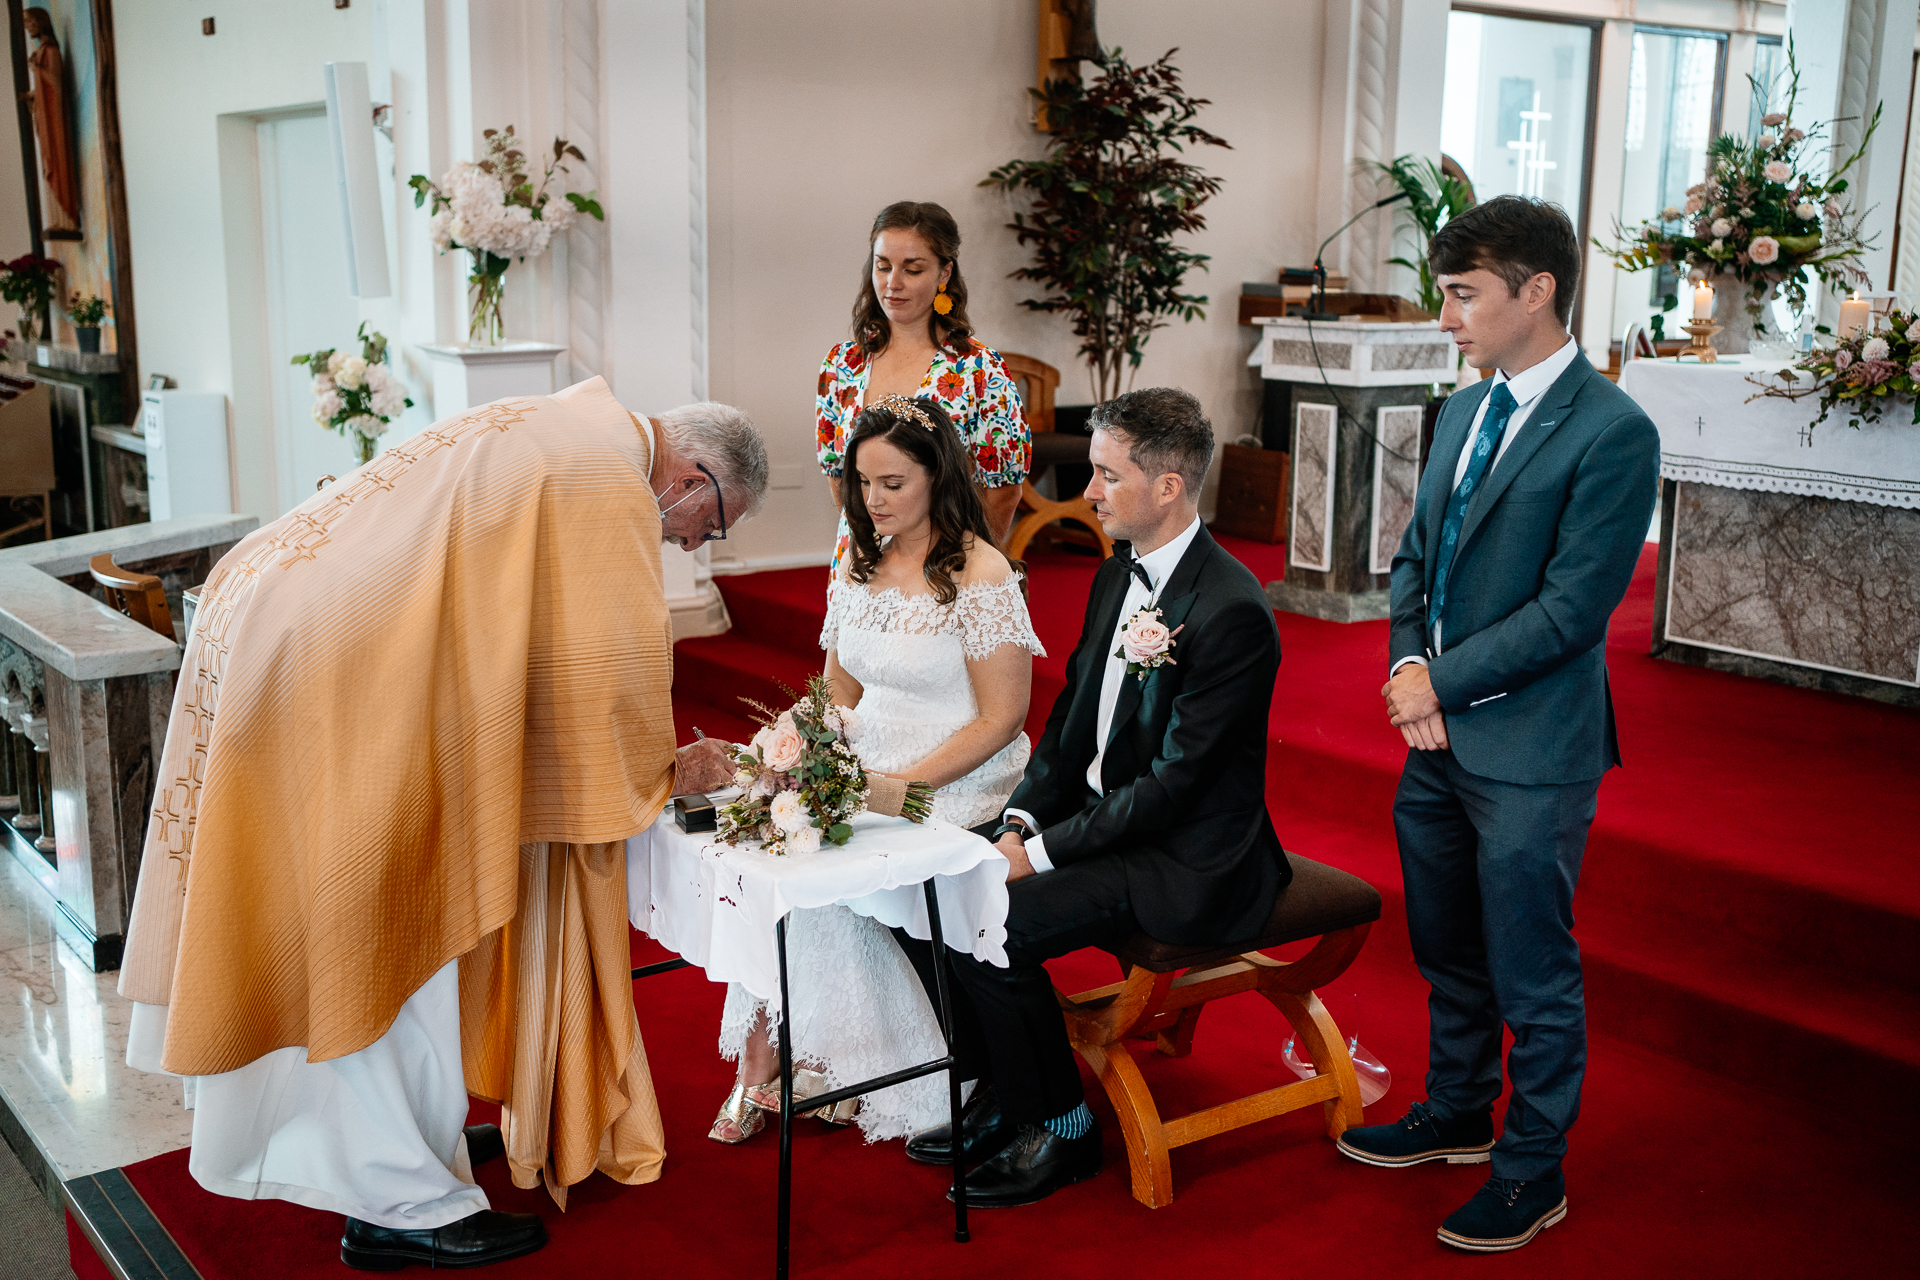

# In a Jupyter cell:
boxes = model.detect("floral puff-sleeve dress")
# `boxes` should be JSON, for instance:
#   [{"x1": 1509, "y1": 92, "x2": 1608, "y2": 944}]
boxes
[{"x1": 816, "y1": 338, "x2": 1032, "y2": 581}]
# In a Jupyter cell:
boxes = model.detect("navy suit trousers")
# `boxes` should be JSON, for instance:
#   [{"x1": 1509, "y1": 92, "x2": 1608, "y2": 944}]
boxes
[{"x1": 1393, "y1": 746, "x2": 1599, "y2": 1180}]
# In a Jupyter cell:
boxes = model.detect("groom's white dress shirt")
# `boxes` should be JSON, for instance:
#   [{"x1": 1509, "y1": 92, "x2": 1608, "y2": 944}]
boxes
[{"x1": 1005, "y1": 514, "x2": 1203, "y2": 875}]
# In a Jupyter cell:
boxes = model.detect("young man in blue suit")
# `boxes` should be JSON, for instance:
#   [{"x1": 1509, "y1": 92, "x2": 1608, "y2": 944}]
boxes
[{"x1": 1337, "y1": 196, "x2": 1659, "y2": 1252}]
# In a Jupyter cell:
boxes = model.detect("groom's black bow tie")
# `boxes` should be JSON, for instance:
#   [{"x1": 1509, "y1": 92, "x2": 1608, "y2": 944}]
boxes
[{"x1": 1127, "y1": 556, "x2": 1153, "y2": 593}]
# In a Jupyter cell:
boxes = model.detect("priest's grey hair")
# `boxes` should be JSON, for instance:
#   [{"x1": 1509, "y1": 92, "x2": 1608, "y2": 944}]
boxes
[{"x1": 656, "y1": 401, "x2": 770, "y2": 519}]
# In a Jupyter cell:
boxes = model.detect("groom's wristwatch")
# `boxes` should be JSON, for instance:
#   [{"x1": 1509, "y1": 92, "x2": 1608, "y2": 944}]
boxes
[{"x1": 991, "y1": 819, "x2": 1030, "y2": 843}]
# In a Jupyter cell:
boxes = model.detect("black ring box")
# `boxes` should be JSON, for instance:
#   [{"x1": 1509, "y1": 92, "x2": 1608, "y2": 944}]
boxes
[{"x1": 672, "y1": 793, "x2": 716, "y2": 833}]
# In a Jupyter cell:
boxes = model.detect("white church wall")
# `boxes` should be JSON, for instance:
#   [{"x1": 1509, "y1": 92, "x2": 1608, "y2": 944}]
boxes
[{"x1": 704, "y1": 0, "x2": 1335, "y2": 572}]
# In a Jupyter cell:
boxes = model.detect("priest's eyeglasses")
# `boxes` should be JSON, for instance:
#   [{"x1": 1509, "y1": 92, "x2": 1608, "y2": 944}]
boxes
[{"x1": 695, "y1": 462, "x2": 728, "y2": 543}]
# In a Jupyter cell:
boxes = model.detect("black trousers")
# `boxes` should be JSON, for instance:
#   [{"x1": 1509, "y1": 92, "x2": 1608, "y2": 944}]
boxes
[
  {"x1": 896, "y1": 849, "x2": 1137, "y2": 1126},
  {"x1": 1393, "y1": 745, "x2": 1600, "y2": 1181}
]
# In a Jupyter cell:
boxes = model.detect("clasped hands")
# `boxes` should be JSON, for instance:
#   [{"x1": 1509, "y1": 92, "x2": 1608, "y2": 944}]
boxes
[{"x1": 1382, "y1": 662, "x2": 1449, "y2": 751}]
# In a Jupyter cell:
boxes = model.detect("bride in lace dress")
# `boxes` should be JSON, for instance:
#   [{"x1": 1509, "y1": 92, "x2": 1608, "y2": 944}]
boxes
[{"x1": 711, "y1": 394, "x2": 1043, "y2": 1145}]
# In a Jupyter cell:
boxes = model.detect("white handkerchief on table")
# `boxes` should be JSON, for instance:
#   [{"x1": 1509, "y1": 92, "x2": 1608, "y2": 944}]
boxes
[{"x1": 625, "y1": 807, "x2": 1010, "y2": 1009}]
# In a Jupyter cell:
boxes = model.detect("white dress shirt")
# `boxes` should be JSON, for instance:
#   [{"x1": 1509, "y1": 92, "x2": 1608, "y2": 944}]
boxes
[
  {"x1": 1006, "y1": 514, "x2": 1203, "y2": 874},
  {"x1": 1393, "y1": 336, "x2": 1580, "y2": 673}
]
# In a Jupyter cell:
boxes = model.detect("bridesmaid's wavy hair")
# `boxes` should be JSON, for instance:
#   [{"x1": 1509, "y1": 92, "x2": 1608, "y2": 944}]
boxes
[
  {"x1": 850, "y1": 201, "x2": 975, "y2": 356},
  {"x1": 842, "y1": 398, "x2": 997, "y2": 606}
]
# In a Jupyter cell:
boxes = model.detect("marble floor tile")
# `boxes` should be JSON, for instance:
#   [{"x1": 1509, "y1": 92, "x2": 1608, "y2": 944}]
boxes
[{"x1": 0, "y1": 853, "x2": 191, "y2": 1179}]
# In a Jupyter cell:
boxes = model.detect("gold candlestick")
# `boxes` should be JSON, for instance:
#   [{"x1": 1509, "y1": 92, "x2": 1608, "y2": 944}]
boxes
[{"x1": 1680, "y1": 318, "x2": 1722, "y2": 363}]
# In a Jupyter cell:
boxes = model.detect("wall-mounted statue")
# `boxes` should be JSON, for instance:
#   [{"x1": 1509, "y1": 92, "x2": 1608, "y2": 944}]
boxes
[{"x1": 21, "y1": 7, "x2": 81, "y2": 236}]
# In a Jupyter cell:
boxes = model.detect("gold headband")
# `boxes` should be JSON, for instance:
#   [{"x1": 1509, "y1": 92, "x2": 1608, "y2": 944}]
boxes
[{"x1": 871, "y1": 394, "x2": 938, "y2": 433}]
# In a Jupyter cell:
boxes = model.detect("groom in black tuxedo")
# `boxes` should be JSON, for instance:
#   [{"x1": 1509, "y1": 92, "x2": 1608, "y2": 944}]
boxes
[{"x1": 897, "y1": 387, "x2": 1287, "y2": 1207}]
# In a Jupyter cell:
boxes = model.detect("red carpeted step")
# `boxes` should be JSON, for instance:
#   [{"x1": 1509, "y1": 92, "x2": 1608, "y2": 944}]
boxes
[
  {"x1": 713, "y1": 566, "x2": 831, "y2": 654},
  {"x1": 673, "y1": 633, "x2": 825, "y2": 721}
]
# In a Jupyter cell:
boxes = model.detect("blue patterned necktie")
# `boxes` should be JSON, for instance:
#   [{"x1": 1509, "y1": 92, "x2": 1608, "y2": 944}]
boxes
[{"x1": 1428, "y1": 381, "x2": 1518, "y2": 641}]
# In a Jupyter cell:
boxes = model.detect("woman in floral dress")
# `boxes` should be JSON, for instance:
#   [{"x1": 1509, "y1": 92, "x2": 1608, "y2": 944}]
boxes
[{"x1": 817, "y1": 201, "x2": 1030, "y2": 571}]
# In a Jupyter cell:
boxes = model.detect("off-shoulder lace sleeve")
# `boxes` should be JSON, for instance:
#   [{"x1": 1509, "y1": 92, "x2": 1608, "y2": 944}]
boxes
[
  {"x1": 956, "y1": 576, "x2": 1045, "y2": 661},
  {"x1": 820, "y1": 577, "x2": 842, "y2": 652}
]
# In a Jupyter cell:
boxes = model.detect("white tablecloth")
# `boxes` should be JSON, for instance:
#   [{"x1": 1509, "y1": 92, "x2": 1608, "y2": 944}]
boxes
[
  {"x1": 1618, "y1": 357, "x2": 1920, "y2": 509},
  {"x1": 625, "y1": 807, "x2": 1010, "y2": 1009}
]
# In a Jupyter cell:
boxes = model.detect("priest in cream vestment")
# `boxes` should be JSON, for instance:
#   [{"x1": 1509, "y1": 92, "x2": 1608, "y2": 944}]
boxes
[{"x1": 118, "y1": 378, "x2": 765, "y2": 1270}]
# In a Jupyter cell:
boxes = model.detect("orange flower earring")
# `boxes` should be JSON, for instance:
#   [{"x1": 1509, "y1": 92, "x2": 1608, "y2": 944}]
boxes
[{"x1": 933, "y1": 282, "x2": 953, "y2": 316}]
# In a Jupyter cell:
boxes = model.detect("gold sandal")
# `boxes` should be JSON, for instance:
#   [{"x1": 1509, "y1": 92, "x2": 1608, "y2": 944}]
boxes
[
  {"x1": 708, "y1": 1079, "x2": 769, "y2": 1144},
  {"x1": 744, "y1": 1068, "x2": 860, "y2": 1127}
]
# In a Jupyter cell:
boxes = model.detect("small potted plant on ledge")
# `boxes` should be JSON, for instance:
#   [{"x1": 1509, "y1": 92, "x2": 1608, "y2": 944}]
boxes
[
  {"x1": 0, "y1": 254, "x2": 60, "y2": 342},
  {"x1": 67, "y1": 292, "x2": 107, "y2": 352}
]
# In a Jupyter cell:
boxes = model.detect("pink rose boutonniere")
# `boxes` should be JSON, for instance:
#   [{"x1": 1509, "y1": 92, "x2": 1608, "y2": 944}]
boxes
[{"x1": 1115, "y1": 607, "x2": 1182, "y2": 680}]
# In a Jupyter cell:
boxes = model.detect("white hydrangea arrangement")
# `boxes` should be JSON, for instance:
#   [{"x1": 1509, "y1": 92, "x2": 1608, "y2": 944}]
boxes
[
  {"x1": 408, "y1": 127, "x2": 605, "y2": 345},
  {"x1": 290, "y1": 323, "x2": 412, "y2": 465}
]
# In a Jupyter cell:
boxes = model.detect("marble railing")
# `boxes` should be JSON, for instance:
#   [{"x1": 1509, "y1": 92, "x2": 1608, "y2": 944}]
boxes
[{"x1": 0, "y1": 514, "x2": 257, "y2": 969}]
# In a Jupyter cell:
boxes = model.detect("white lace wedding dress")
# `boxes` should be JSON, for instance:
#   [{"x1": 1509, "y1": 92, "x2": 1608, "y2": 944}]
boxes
[{"x1": 718, "y1": 572, "x2": 1044, "y2": 1141}]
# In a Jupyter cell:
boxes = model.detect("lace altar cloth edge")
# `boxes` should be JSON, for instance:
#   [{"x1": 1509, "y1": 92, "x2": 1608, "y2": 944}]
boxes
[
  {"x1": 1618, "y1": 358, "x2": 1920, "y2": 510},
  {"x1": 626, "y1": 807, "x2": 1010, "y2": 1009}
]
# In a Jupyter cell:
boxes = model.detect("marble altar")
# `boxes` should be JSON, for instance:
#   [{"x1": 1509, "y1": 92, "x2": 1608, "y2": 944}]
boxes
[
  {"x1": 1247, "y1": 319, "x2": 1454, "y2": 621},
  {"x1": 1619, "y1": 358, "x2": 1920, "y2": 705},
  {"x1": 0, "y1": 515, "x2": 258, "y2": 969}
]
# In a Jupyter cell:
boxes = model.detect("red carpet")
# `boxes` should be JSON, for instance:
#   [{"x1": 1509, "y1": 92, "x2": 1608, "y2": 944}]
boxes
[{"x1": 74, "y1": 532, "x2": 1920, "y2": 1278}]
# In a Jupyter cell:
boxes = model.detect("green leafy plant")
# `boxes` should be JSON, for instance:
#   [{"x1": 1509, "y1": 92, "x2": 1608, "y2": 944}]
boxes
[
  {"x1": 985, "y1": 48, "x2": 1228, "y2": 404},
  {"x1": 66, "y1": 292, "x2": 107, "y2": 326},
  {"x1": 1370, "y1": 156, "x2": 1474, "y2": 314},
  {"x1": 0, "y1": 254, "x2": 60, "y2": 339}
]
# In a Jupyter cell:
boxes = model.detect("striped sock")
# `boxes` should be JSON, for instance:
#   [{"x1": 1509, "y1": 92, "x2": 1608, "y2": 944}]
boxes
[{"x1": 1042, "y1": 1102, "x2": 1093, "y2": 1140}]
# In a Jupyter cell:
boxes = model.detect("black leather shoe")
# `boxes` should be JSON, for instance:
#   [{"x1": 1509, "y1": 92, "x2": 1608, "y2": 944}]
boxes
[
  {"x1": 1437, "y1": 1174, "x2": 1568, "y2": 1252},
  {"x1": 340, "y1": 1210, "x2": 547, "y2": 1270},
  {"x1": 947, "y1": 1122, "x2": 1101, "y2": 1208},
  {"x1": 464, "y1": 1124, "x2": 505, "y2": 1167},
  {"x1": 1336, "y1": 1101, "x2": 1494, "y2": 1168},
  {"x1": 906, "y1": 1085, "x2": 1017, "y2": 1167}
]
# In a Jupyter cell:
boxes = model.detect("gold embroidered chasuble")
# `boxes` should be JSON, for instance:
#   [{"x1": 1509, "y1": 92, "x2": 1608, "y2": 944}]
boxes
[{"x1": 118, "y1": 376, "x2": 676, "y2": 1204}]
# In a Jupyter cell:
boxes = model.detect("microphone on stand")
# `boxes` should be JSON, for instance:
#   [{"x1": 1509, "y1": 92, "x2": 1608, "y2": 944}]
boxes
[{"x1": 1304, "y1": 190, "x2": 1411, "y2": 321}]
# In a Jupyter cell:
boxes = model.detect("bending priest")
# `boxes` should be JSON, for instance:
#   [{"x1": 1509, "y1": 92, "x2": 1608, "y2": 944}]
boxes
[{"x1": 118, "y1": 378, "x2": 764, "y2": 1270}]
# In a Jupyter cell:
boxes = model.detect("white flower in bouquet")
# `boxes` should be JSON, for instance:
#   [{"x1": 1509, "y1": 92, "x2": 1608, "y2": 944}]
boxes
[
  {"x1": 1748, "y1": 236, "x2": 1780, "y2": 266},
  {"x1": 824, "y1": 704, "x2": 864, "y2": 744},
  {"x1": 1862, "y1": 336, "x2": 1890, "y2": 362},
  {"x1": 311, "y1": 372, "x2": 335, "y2": 395},
  {"x1": 1826, "y1": 198, "x2": 1844, "y2": 218},
  {"x1": 350, "y1": 413, "x2": 388, "y2": 438},
  {"x1": 366, "y1": 364, "x2": 408, "y2": 419},
  {"x1": 733, "y1": 766, "x2": 757, "y2": 790},
  {"x1": 769, "y1": 789, "x2": 813, "y2": 835},
  {"x1": 1758, "y1": 134, "x2": 1777, "y2": 150},
  {"x1": 1683, "y1": 193, "x2": 1705, "y2": 215},
  {"x1": 786, "y1": 825, "x2": 822, "y2": 855},
  {"x1": 1710, "y1": 218, "x2": 1733, "y2": 238},
  {"x1": 335, "y1": 356, "x2": 369, "y2": 390},
  {"x1": 1762, "y1": 160, "x2": 1793, "y2": 184},
  {"x1": 429, "y1": 209, "x2": 454, "y2": 254},
  {"x1": 1796, "y1": 201, "x2": 1817, "y2": 221},
  {"x1": 748, "y1": 773, "x2": 775, "y2": 799},
  {"x1": 311, "y1": 391, "x2": 343, "y2": 426}
]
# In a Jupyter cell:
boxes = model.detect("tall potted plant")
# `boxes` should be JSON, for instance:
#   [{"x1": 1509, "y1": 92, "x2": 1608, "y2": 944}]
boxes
[
  {"x1": 986, "y1": 48, "x2": 1228, "y2": 404},
  {"x1": 1370, "y1": 156, "x2": 1474, "y2": 315}
]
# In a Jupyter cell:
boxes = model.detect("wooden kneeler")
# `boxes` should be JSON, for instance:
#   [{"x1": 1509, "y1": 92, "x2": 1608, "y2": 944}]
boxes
[{"x1": 1054, "y1": 853, "x2": 1382, "y2": 1208}]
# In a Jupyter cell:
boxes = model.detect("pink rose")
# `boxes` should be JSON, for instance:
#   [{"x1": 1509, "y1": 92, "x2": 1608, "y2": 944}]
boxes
[
  {"x1": 1761, "y1": 112, "x2": 1788, "y2": 127},
  {"x1": 1120, "y1": 614, "x2": 1173, "y2": 665},
  {"x1": 763, "y1": 722, "x2": 805, "y2": 772},
  {"x1": 1906, "y1": 362, "x2": 1920, "y2": 381},
  {"x1": 1747, "y1": 235, "x2": 1780, "y2": 265},
  {"x1": 1762, "y1": 160, "x2": 1793, "y2": 183},
  {"x1": 1834, "y1": 349, "x2": 1853, "y2": 370}
]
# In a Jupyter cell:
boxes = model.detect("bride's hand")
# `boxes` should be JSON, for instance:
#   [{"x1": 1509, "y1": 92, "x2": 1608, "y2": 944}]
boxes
[{"x1": 675, "y1": 737, "x2": 736, "y2": 793}]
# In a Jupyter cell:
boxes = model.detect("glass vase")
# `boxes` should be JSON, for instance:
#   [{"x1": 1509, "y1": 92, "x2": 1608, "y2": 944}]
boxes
[
  {"x1": 353, "y1": 432, "x2": 376, "y2": 466},
  {"x1": 468, "y1": 251, "x2": 510, "y2": 347}
]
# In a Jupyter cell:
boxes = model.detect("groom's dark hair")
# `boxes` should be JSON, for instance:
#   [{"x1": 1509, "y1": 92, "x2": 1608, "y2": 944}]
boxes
[{"x1": 1091, "y1": 387, "x2": 1213, "y2": 499}]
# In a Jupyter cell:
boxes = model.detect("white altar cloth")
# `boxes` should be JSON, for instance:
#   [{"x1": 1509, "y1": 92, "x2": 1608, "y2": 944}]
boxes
[
  {"x1": 1618, "y1": 358, "x2": 1920, "y2": 509},
  {"x1": 625, "y1": 806, "x2": 1010, "y2": 1009}
]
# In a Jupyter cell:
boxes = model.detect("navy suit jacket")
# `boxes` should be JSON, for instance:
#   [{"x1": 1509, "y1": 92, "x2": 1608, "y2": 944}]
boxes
[{"x1": 1388, "y1": 351, "x2": 1660, "y2": 786}]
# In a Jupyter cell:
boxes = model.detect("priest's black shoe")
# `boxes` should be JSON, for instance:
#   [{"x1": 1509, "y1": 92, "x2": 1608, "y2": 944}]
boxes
[
  {"x1": 946, "y1": 1121, "x2": 1101, "y2": 1208},
  {"x1": 906, "y1": 1085, "x2": 1017, "y2": 1167},
  {"x1": 463, "y1": 1123, "x2": 505, "y2": 1166},
  {"x1": 1336, "y1": 1101, "x2": 1493, "y2": 1168},
  {"x1": 1437, "y1": 1174, "x2": 1568, "y2": 1252},
  {"x1": 340, "y1": 1210, "x2": 547, "y2": 1270}
]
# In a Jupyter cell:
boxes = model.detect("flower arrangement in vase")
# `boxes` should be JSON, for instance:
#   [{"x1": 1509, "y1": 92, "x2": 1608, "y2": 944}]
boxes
[
  {"x1": 1599, "y1": 43, "x2": 1876, "y2": 348},
  {"x1": 409, "y1": 127, "x2": 605, "y2": 346},
  {"x1": 291, "y1": 323, "x2": 412, "y2": 464},
  {"x1": 717, "y1": 675, "x2": 932, "y2": 856},
  {"x1": 0, "y1": 254, "x2": 60, "y2": 342},
  {"x1": 1748, "y1": 308, "x2": 1920, "y2": 430},
  {"x1": 67, "y1": 292, "x2": 106, "y2": 353}
]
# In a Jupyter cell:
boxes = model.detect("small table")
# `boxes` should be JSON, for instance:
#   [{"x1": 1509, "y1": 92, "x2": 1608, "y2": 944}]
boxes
[{"x1": 625, "y1": 807, "x2": 1010, "y2": 1279}]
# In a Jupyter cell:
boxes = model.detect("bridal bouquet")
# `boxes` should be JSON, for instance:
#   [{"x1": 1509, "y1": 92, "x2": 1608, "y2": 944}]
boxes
[
  {"x1": 1598, "y1": 43, "x2": 1875, "y2": 331},
  {"x1": 291, "y1": 322, "x2": 411, "y2": 464},
  {"x1": 717, "y1": 675, "x2": 933, "y2": 855},
  {"x1": 1747, "y1": 307, "x2": 1920, "y2": 429},
  {"x1": 408, "y1": 126, "x2": 605, "y2": 345}
]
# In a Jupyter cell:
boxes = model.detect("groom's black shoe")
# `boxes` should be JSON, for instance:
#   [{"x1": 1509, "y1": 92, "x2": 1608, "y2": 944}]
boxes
[
  {"x1": 463, "y1": 1123, "x2": 505, "y2": 1166},
  {"x1": 947, "y1": 1121, "x2": 1102, "y2": 1208},
  {"x1": 906, "y1": 1085, "x2": 1017, "y2": 1167},
  {"x1": 340, "y1": 1210, "x2": 547, "y2": 1270},
  {"x1": 1336, "y1": 1101, "x2": 1493, "y2": 1168}
]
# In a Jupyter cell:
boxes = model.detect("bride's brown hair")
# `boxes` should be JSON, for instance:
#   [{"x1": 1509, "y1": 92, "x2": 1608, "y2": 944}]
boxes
[{"x1": 842, "y1": 397, "x2": 997, "y2": 606}]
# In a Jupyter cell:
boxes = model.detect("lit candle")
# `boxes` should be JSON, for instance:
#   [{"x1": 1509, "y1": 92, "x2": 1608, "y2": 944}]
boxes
[
  {"x1": 1838, "y1": 292, "x2": 1871, "y2": 339},
  {"x1": 1692, "y1": 281, "x2": 1714, "y2": 320}
]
